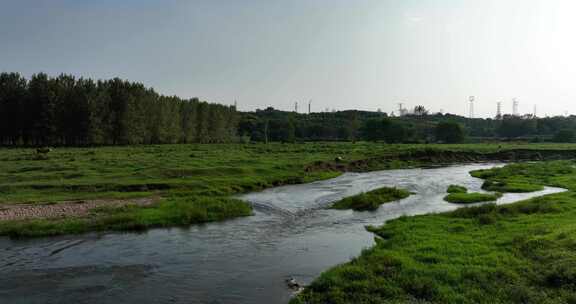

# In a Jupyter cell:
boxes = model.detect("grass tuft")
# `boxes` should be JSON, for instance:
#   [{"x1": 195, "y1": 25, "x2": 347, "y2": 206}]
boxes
[
  {"x1": 444, "y1": 192, "x2": 502, "y2": 204},
  {"x1": 331, "y1": 187, "x2": 410, "y2": 211},
  {"x1": 447, "y1": 184, "x2": 467, "y2": 193}
]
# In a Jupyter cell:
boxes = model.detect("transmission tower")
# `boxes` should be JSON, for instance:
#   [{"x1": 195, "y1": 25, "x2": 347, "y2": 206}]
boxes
[
  {"x1": 512, "y1": 98, "x2": 519, "y2": 116},
  {"x1": 468, "y1": 96, "x2": 475, "y2": 118},
  {"x1": 533, "y1": 104, "x2": 537, "y2": 118},
  {"x1": 496, "y1": 102, "x2": 502, "y2": 118},
  {"x1": 294, "y1": 101, "x2": 298, "y2": 113}
]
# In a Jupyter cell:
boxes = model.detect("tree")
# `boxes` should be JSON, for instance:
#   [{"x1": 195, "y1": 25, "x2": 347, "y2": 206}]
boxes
[
  {"x1": 435, "y1": 121, "x2": 465, "y2": 143},
  {"x1": 0, "y1": 72, "x2": 239, "y2": 146},
  {"x1": 285, "y1": 116, "x2": 296, "y2": 143},
  {"x1": 553, "y1": 129, "x2": 575, "y2": 143},
  {"x1": 0, "y1": 72, "x2": 27, "y2": 145},
  {"x1": 360, "y1": 118, "x2": 407, "y2": 143},
  {"x1": 413, "y1": 105, "x2": 428, "y2": 116},
  {"x1": 344, "y1": 111, "x2": 359, "y2": 143},
  {"x1": 497, "y1": 116, "x2": 537, "y2": 139},
  {"x1": 361, "y1": 119, "x2": 386, "y2": 141},
  {"x1": 384, "y1": 121, "x2": 407, "y2": 143}
]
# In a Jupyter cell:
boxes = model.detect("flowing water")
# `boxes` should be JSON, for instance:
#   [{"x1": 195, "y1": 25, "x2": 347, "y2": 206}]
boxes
[{"x1": 0, "y1": 163, "x2": 566, "y2": 304}]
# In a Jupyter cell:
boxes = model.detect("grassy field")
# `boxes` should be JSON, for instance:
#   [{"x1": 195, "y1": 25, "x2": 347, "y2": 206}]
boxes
[
  {"x1": 293, "y1": 160, "x2": 576, "y2": 304},
  {"x1": 331, "y1": 187, "x2": 410, "y2": 211},
  {"x1": 2, "y1": 142, "x2": 576, "y2": 238}
]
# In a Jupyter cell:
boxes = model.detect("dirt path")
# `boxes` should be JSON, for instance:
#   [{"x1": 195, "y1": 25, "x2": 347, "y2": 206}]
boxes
[{"x1": 0, "y1": 197, "x2": 160, "y2": 221}]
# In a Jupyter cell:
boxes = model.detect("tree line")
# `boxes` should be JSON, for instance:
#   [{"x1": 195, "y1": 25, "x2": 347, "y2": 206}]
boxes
[
  {"x1": 0, "y1": 72, "x2": 238, "y2": 146},
  {"x1": 3, "y1": 72, "x2": 575, "y2": 146},
  {"x1": 239, "y1": 106, "x2": 576, "y2": 143}
]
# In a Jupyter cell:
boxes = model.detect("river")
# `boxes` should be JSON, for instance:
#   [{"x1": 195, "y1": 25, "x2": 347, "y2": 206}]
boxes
[{"x1": 0, "y1": 163, "x2": 565, "y2": 304}]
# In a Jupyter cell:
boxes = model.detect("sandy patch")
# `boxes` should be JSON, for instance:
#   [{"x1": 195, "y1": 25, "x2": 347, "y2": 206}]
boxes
[{"x1": 0, "y1": 197, "x2": 159, "y2": 221}]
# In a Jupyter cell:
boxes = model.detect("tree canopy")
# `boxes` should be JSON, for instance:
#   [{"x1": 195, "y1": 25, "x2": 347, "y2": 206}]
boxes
[
  {"x1": 4, "y1": 71, "x2": 576, "y2": 146},
  {"x1": 0, "y1": 72, "x2": 238, "y2": 146},
  {"x1": 435, "y1": 122, "x2": 465, "y2": 143}
]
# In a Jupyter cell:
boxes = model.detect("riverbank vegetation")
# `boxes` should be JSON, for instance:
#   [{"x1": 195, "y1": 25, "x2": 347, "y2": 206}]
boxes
[
  {"x1": 2, "y1": 143, "x2": 576, "y2": 238},
  {"x1": 0, "y1": 196, "x2": 251, "y2": 238},
  {"x1": 447, "y1": 184, "x2": 467, "y2": 193},
  {"x1": 293, "y1": 160, "x2": 576, "y2": 304},
  {"x1": 471, "y1": 164, "x2": 551, "y2": 193},
  {"x1": 444, "y1": 184, "x2": 502, "y2": 204},
  {"x1": 444, "y1": 192, "x2": 502, "y2": 204},
  {"x1": 331, "y1": 187, "x2": 410, "y2": 211}
]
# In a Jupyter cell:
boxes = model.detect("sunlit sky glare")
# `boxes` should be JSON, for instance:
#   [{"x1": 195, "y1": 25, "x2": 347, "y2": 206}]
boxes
[{"x1": 2, "y1": 0, "x2": 576, "y2": 117}]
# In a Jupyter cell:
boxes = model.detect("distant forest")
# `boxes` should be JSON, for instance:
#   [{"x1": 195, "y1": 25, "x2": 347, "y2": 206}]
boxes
[
  {"x1": 239, "y1": 107, "x2": 576, "y2": 144},
  {"x1": 1, "y1": 72, "x2": 576, "y2": 146}
]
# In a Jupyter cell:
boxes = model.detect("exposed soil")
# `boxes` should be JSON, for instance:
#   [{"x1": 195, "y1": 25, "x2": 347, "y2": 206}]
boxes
[
  {"x1": 305, "y1": 149, "x2": 576, "y2": 172},
  {"x1": 0, "y1": 197, "x2": 159, "y2": 221}
]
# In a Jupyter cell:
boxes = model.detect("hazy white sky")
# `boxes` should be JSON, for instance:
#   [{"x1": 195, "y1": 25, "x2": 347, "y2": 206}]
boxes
[{"x1": 2, "y1": 0, "x2": 576, "y2": 117}]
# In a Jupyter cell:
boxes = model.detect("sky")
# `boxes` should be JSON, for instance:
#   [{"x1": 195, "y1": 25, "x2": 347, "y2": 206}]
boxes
[{"x1": 1, "y1": 0, "x2": 576, "y2": 118}]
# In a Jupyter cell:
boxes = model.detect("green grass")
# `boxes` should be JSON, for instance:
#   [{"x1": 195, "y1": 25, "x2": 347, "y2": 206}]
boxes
[
  {"x1": 469, "y1": 161, "x2": 574, "y2": 193},
  {"x1": 331, "y1": 187, "x2": 411, "y2": 211},
  {"x1": 447, "y1": 184, "x2": 467, "y2": 193},
  {"x1": 444, "y1": 192, "x2": 502, "y2": 204},
  {"x1": 2, "y1": 143, "x2": 576, "y2": 237},
  {"x1": 293, "y1": 160, "x2": 576, "y2": 304},
  {"x1": 0, "y1": 196, "x2": 251, "y2": 238},
  {"x1": 481, "y1": 180, "x2": 544, "y2": 193}
]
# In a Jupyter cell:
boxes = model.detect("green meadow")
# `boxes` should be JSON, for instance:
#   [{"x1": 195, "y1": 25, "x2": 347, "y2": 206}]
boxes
[{"x1": 1, "y1": 142, "x2": 576, "y2": 238}]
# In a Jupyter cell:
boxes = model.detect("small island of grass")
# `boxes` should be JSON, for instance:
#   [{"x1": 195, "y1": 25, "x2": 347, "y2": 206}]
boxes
[
  {"x1": 447, "y1": 184, "x2": 468, "y2": 193},
  {"x1": 444, "y1": 184, "x2": 502, "y2": 204},
  {"x1": 331, "y1": 187, "x2": 410, "y2": 211},
  {"x1": 444, "y1": 192, "x2": 502, "y2": 204}
]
